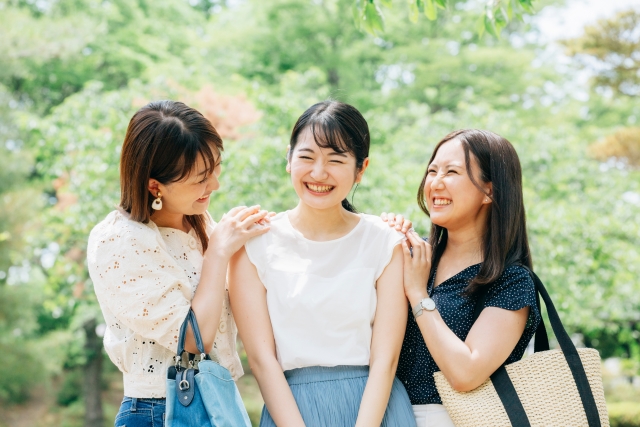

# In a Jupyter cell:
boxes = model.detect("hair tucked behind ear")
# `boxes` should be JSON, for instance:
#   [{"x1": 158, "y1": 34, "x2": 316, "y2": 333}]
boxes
[
  {"x1": 289, "y1": 101, "x2": 370, "y2": 213},
  {"x1": 417, "y1": 129, "x2": 532, "y2": 296},
  {"x1": 119, "y1": 100, "x2": 223, "y2": 252}
]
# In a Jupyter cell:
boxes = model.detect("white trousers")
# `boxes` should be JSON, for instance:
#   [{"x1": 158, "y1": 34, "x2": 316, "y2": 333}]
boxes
[{"x1": 412, "y1": 404, "x2": 455, "y2": 427}]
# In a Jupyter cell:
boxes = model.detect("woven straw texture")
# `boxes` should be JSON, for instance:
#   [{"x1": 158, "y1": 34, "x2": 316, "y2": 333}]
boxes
[{"x1": 433, "y1": 348, "x2": 609, "y2": 427}]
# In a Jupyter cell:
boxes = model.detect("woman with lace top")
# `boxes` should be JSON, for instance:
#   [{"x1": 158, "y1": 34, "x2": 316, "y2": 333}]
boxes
[{"x1": 87, "y1": 100, "x2": 270, "y2": 427}]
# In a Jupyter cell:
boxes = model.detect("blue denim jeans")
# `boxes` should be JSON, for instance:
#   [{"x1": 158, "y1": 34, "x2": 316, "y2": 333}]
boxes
[{"x1": 115, "y1": 396, "x2": 166, "y2": 427}]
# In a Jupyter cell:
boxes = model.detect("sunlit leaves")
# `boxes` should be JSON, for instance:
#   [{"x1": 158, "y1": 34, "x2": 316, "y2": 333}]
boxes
[{"x1": 354, "y1": 0, "x2": 535, "y2": 36}]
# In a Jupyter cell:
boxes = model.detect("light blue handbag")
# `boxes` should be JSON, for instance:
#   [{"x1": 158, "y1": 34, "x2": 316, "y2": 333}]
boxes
[{"x1": 165, "y1": 309, "x2": 251, "y2": 427}]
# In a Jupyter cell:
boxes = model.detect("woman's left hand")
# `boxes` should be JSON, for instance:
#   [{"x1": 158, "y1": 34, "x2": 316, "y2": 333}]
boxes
[
  {"x1": 402, "y1": 231, "x2": 432, "y2": 303},
  {"x1": 380, "y1": 212, "x2": 412, "y2": 233}
]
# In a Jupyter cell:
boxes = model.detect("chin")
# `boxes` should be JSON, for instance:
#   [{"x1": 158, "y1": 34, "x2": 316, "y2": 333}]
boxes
[{"x1": 189, "y1": 205, "x2": 210, "y2": 215}]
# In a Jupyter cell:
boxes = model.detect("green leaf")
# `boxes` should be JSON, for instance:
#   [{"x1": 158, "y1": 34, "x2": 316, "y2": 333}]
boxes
[
  {"x1": 379, "y1": 0, "x2": 393, "y2": 8},
  {"x1": 507, "y1": 0, "x2": 514, "y2": 20},
  {"x1": 409, "y1": 1, "x2": 420, "y2": 23},
  {"x1": 476, "y1": 14, "x2": 486, "y2": 37},
  {"x1": 517, "y1": 0, "x2": 534, "y2": 14},
  {"x1": 424, "y1": 0, "x2": 437, "y2": 20},
  {"x1": 484, "y1": 14, "x2": 499, "y2": 38},
  {"x1": 362, "y1": 1, "x2": 385, "y2": 35},
  {"x1": 433, "y1": 0, "x2": 447, "y2": 8}
]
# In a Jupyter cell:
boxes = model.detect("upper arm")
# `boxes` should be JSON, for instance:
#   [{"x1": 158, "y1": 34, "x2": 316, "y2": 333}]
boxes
[
  {"x1": 370, "y1": 245, "x2": 407, "y2": 365},
  {"x1": 87, "y1": 230, "x2": 191, "y2": 352},
  {"x1": 228, "y1": 246, "x2": 277, "y2": 365},
  {"x1": 464, "y1": 306, "x2": 529, "y2": 380}
]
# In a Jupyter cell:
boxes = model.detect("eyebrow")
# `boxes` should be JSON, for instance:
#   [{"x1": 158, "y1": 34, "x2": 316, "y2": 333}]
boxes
[
  {"x1": 297, "y1": 147, "x2": 348, "y2": 157},
  {"x1": 429, "y1": 163, "x2": 464, "y2": 168},
  {"x1": 196, "y1": 170, "x2": 208, "y2": 176}
]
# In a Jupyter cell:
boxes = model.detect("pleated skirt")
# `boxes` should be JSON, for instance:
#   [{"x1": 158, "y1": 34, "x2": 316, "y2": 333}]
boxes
[{"x1": 259, "y1": 365, "x2": 417, "y2": 427}]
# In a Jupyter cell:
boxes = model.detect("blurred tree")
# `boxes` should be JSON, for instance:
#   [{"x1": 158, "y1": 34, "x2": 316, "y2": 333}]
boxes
[
  {"x1": 589, "y1": 127, "x2": 640, "y2": 167},
  {"x1": 564, "y1": 9, "x2": 640, "y2": 97},
  {"x1": 0, "y1": 0, "x2": 208, "y2": 112}
]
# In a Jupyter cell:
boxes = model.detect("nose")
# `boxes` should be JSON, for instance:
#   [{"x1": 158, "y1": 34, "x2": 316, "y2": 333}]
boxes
[
  {"x1": 310, "y1": 159, "x2": 329, "y2": 181},
  {"x1": 207, "y1": 173, "x2": 220, "y2": 191},
  {"x1": 429, "y1": 172, "x2": 445, "y2": 191}
]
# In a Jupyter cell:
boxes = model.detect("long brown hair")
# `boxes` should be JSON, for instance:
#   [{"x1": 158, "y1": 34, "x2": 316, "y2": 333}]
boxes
[
  {"x1": 289, "y1": 100, "x2": 370, "y2": 213},
  {"x1": 119, "y1": 100, "x2": 223, "y2": 251},
  {"x1": 417, "y1": 129, "x2": 532, "y2": 295}
]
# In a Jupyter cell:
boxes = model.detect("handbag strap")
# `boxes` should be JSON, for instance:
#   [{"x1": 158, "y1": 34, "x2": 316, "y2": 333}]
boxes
[
  {"x1": 176, "y1": 309, "x2": 209, "y2": 359},
  {"x1": 473, "y1": 266, "x2": 601, "y2": 427}
]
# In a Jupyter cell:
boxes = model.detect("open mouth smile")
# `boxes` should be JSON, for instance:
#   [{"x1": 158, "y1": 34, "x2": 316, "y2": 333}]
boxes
[
  {"x1": 433, "y1": 198, "x2": 452, "y2": 206},
  {"x1": 305, "y1": 183, "x2": 335, "y2": 194}
]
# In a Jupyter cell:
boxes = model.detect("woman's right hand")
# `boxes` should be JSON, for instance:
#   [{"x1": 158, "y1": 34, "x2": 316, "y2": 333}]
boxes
[
  {"x1": 208, "y1": 205, "x2": 270, "y2": 260},
  {"x1": 402, "y1": 231, "x2": 432, "y2": 304}
]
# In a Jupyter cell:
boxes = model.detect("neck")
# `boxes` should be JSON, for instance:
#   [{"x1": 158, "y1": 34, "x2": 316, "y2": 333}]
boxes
[
  {"x1": 442, "y1": 221, "x2": 485, "y2": 265},
  {"x1": 150, "y1": 210, "x2": 189, "y2": 233},
  {"x1": 288, "y1": 201, "x2": 359, "y2": 241}
]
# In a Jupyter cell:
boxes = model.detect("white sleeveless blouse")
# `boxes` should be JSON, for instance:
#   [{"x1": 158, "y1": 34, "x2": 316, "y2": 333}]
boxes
[{"x1": 245, "y1": 212, "x2": 404, "y2": 371}]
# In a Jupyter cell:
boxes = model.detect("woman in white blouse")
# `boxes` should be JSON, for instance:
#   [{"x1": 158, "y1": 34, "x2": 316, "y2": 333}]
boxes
[
  {"x1": 229, "y1": 101, "x2": 416, "y2": 427},
  {"x1": 87, "y1": 100, "x2": 270, "y2": 427}
]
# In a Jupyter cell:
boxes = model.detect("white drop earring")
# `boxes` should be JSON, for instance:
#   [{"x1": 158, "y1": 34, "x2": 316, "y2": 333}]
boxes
[{"x1": 152, "y1": 192, "x2": 163, "y2": 210}]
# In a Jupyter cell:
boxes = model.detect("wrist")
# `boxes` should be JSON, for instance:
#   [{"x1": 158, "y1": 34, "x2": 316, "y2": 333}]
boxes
[
  {"x1": 407, "y1": 289, "x2": 429, "y2": 306},
  {"x1": 204, "y1": 245, "x2": 232, "y2": 262}
]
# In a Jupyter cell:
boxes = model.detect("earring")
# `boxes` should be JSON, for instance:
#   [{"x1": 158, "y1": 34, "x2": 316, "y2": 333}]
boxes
[
  {"x1": 485, "y1": 197, "x2": 490, "y2": 203},
  {"x1": 152, "y1": 192, "x2": 162, "y2": 210}
]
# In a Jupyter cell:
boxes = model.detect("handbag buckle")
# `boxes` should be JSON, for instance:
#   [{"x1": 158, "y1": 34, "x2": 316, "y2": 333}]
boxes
[{"x1": 178, "y1": 379, "x2": 190, "y2": 391}]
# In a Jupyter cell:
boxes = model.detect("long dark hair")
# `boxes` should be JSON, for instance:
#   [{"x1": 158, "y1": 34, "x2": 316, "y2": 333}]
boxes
[
  {"x1": 119, "y1": 100, "x2": 223, "y2": 251},
  {"x1": 289, "y1": 100, "x2": 370, "y2": 213},
  {"x1": 417, "y1": 129, "x2": 532, "y2": 296}
]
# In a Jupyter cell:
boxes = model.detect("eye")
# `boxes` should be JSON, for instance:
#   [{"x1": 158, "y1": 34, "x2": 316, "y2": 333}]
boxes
[
  {"x1": 198, "y1": 176, "x2": 208, "y2": 184},
  {"x1": 427, "y1": 168, "x2": 437, "y2": 174},
  {"x1": 299, "y1": 156, "x2": 313, "y2": 160},
  {"x1": 447, "y1": 170, "x2": 458, "y2": 175},
  {"x1": 329, "y1": 159, "x2": 344, "y2": 164}
]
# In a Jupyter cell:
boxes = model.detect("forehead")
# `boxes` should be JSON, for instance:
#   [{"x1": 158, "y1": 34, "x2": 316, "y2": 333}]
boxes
[
  {"x1": 432, "y1": 138, "x2": 465, "y2": 164},
  {"x1": 293, "y1": 127, "x2": 351, "y2": 156}
]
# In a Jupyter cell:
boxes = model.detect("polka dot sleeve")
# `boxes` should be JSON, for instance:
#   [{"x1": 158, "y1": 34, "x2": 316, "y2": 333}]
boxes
[
  {"x1": 87, "y1": 211, "x2": 192, "y2": 353},
  {"x1": 484, "y1": 265, "x2": 541, "y2": 327}
]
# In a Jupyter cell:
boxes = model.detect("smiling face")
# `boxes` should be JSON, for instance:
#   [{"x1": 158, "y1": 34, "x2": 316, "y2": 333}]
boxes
[
  {"x1": 287, "y1": 127, "x2": 367, "y2": 211},
  {"x1": 424, "y1": 138, "x2": 491, "y2": 231},
  {"x1": 150, "y1": 153, "x2": 221, "y2": 218}
]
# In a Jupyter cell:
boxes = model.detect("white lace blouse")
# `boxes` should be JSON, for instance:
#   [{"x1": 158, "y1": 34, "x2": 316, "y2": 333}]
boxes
[{"x1": 87, "y1": 209, "x2": 243, "y2": 398}]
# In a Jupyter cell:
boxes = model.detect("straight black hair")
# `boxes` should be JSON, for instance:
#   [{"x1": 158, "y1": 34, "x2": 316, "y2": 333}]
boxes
[
  {"x1": 417, "y1": 129, "x2": 532, "y2": 295},
  {"x1": 289, "y1": 100, "x2": 370, "y2": 213}
]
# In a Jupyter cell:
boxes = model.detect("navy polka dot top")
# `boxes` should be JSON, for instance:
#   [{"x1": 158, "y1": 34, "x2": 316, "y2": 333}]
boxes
[{"x1": 396, "y1": 263, "x2": 541, "y2": 405}]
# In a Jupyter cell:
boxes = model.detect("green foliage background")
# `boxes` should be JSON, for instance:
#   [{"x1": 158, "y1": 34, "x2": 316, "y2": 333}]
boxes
[{"x1": 0, "y1": 0, "x2": 639, "y2": 423}]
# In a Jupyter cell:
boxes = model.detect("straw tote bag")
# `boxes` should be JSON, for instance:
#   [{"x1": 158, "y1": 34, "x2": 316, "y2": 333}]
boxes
[{"x1": 433, "y1": 267, "x2": 609, "y2": 427}]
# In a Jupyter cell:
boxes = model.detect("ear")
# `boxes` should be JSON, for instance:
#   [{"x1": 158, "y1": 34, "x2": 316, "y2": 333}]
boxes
[
  {"x1": 285, "y1": 145, "x2": 292, "y2": 174},
  {"x1": 482, "y1": 182, "x2": 493, "y2": 204},
  {"x1": 148, "y1": 179, "x2": 161, "y2": 197},
  {"x1": 355, "y1": 158, "x2": 370, "y2": 183}
]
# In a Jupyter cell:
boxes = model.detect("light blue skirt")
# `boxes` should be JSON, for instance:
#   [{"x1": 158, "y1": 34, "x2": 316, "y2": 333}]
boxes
[{"x1": 259, "y1": 365, "x2": 416, "y2": 427}]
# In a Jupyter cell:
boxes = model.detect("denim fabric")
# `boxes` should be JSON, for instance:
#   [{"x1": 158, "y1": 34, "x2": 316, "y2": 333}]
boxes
[
  {"x1": 166, "y1": 359, "x2": 251, "y2": 427},
  {"x1": 115, "y1": 397, "x2": 166, "y2": 427}
]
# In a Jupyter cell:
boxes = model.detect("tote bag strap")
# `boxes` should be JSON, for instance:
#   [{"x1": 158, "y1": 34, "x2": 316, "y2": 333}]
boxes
[
  {"x1": 176, "y1": 309, "x2": 210, "y2": 361},
  {"x1": 472, "y1": 266, "x2": 601, "y2": 427}
]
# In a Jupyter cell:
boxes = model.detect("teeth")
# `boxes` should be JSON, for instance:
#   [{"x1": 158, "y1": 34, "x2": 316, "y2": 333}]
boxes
[
  {"x1": 307, "y1": 184, "x2": 334, "y2": 193},
  {"x1": 434, "y1": 199, "x2": 452, "y2": 205}
]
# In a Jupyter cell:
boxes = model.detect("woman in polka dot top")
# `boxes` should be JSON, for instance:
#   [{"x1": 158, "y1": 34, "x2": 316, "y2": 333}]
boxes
[
  {"x1": 395, "y1": 129, "x2": 541, "y2": 426},
  {"x1": 87, "y1": 101, "x2": 270, "y2": 427}
]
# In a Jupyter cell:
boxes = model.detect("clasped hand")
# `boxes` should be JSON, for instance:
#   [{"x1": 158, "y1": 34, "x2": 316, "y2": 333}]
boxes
[{"x1": 381, "y1": 213, "x2": 432, "y2": 302}]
